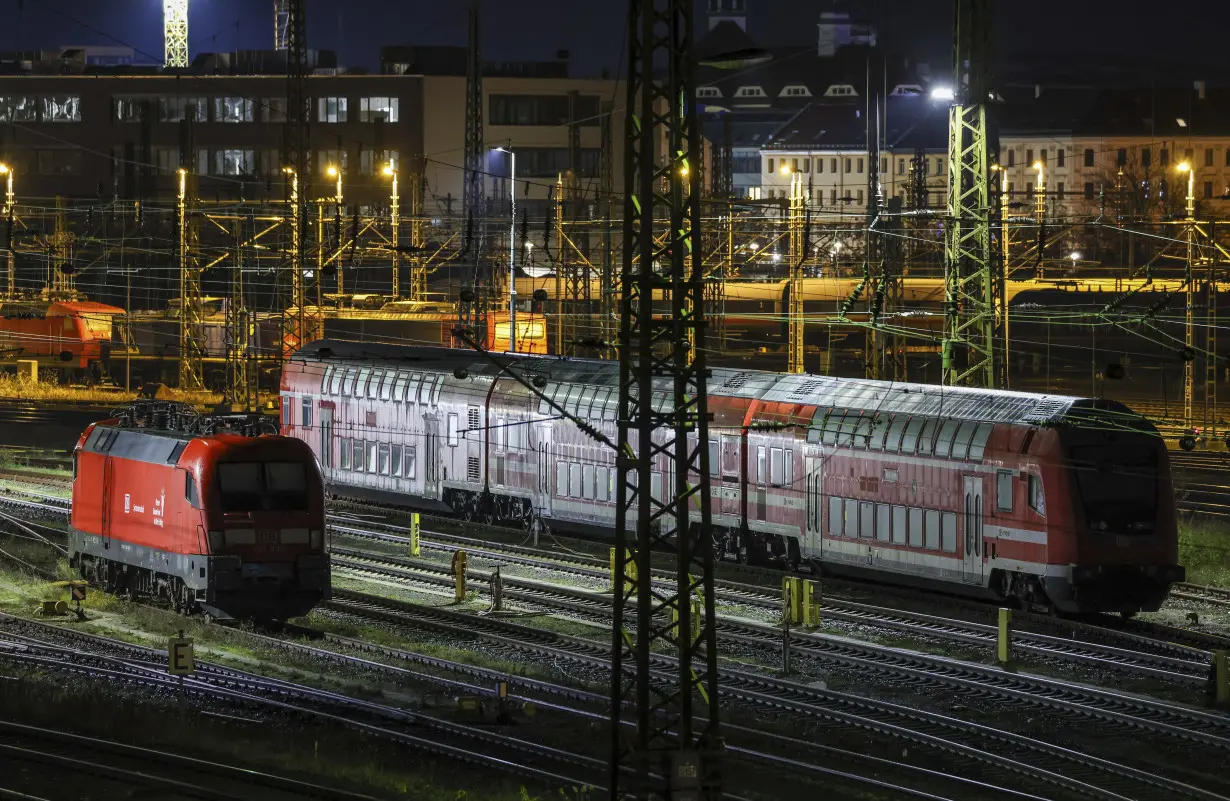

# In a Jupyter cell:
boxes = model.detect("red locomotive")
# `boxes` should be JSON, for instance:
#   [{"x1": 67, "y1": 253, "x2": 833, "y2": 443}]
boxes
[
  {"x1": 0, "y1": 300, "x2": 124, "y2": 381},
  {"x1": 69, "y1": 402, "x2": 330, "y2": 621},
  {"x1": 282, "y1": 340, "x2": 1184, "y2": 617}
]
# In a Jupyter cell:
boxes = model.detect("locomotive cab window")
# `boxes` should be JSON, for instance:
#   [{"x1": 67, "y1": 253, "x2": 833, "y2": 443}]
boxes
[
  {"x1": 217, "y1": 462, "x2": 308, "y2": 512},
  {"x1": 997, "y1": 470, "x2": 1014, "y2": 511},
  {"x1": 1028, "y1": 473, "x2": 1045, "y2": 515},
  {"x1": 184, "y1": 470, "x2": 199, "y2": 508}
]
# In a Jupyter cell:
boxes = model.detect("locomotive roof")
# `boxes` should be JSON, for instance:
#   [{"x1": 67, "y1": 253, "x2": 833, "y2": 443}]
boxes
[{"x1": 295, "y1": 339, "x2": 1132, "y2": 427}]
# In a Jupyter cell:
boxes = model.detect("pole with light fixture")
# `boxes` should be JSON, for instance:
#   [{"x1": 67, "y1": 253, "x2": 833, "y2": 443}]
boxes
[
  {"x1": 177, "y1": 165, "x2": 204, "y2": 389},
  {"x1": 0, "y1": 163, "x2": 12, "y2": 298},
  {"x1": 1178, "y1": 161, "x2": 1196, "y2": 433},
  {"x1": 382, "y1": 163, "x2": 400, "y2": 299},
  {"x1": 1033, "y1": 160, "x2": 1046, "y2": 279}
]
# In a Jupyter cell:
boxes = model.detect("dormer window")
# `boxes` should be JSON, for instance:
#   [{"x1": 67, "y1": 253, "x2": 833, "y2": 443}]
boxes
[
  {"x1": 824, "y1": 84, "x2": 858, "y2": 97},
  {"x1": 779, "y1": 85, "x2": 812, "y2": 98},
  {"x1": 734, "y1": 86, "x2": 766, "y2": 99},
  {"x1": 697, "y1": 86, "x2": 722, "y2": 99}
]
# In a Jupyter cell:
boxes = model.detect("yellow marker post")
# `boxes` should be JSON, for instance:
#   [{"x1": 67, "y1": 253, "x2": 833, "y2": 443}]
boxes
[
  {"x1": 1215, "y1": 650, "x2": 1229, "y2": 704},
  {"x1": 409, "y1": 512, "x2": 421, "y2": 557},
  {"x1": 997, "y1": 608, "x2": 1012, "y2": 664},
  {"x1": 452, "y1": 549, "x2": 468, "y2": 603},
  {"x1": 782, "y1": 577, "x2": 795, "y2": 624},
  {"x1": 802, "y1": 580, "x2": 820, "y2": 627},
  {"x1": 168, "y1": 631, "x2": 195, "y2": 676},
  {"x1": 610, "y1": 547, "x2": 637, "y2": 592}
]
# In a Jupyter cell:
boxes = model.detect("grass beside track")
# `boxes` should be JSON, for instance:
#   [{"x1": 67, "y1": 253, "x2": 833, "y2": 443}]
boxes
[
  {"x1": 0, "y1": 375, "x2": 223, "y2": 406},
  {"x1": 1179, "y1": 518, "x2": 1230, "y2": 585}
]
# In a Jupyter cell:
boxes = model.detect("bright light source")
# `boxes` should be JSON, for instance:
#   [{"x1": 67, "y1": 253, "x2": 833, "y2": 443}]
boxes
[
  {"x1": 930, "y1": 87, "x2": 955, "y2": 101},
  {"x1": 382, "y1": 164, "x2": 395, "y2": 176},
  {"x1": 1177, "y1": 118, "x2": 1188, "y2": 128},
  {"x1": 326, "y1": 166, "x2": 338, "y2": 177},
  {"x1": 779, "y1": 164, "x2": 791, "y2": 175},
  {"x1": 680, "y1": 165, "x2": 690, "y2": 176},
  {"x1": 1178, "y1": 162, "x2": 1192, "y2": 173},
  {"x1": 525, "y1": 242, "x2": 534, "y2": 250},
  {"x1": 1033, "y1": 161, "x2": 1044, "y2": 170},
  {"x1": 1070, "y1": 251, "x2": 1081, "y2": 262},
  {"x1": 831, "y1": 241, "x2": 843, "y2": 254},
  {"x1": 772, "y1": 253, "x2": 781, "y2": 262},
  {"x1": 748, "y1": 242, "x2": 759, "y2": 251}
]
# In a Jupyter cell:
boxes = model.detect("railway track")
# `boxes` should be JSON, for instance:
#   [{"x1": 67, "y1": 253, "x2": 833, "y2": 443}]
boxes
[
  {"x1": 322, "y1": 588, "x2": 1230, "y2": 801},
  {"x1": 0, "y1": 718, "x2": 376, "y2": 801},
  {"x1": 331, "y1": 521, "x2": 1216, "y2": 684},
  {"x1": 0, "y1": 613, "x2": 970, "y2": 801},
  {"x1": 0, "y1": 612, "x2": 609, "y2": 795},
  {"x1": 329, "y1": 548, "x2": 1230, "y2": 749}
]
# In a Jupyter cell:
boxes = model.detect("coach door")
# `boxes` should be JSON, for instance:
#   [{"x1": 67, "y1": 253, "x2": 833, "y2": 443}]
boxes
[
  {"x1": 804, "y1": 455, "x2": 822, "y2": 554},
  {"x1": 101, "y1": 456, "x2": 114, "y2": 550},
  {"x1": 962, "y1": 475, "x2": 985, "y2": 584},
  {"x1": 319, "y1": 407, "x2": 334, "y2": 477},
  {"x1": 535, "y1": 424, "x2": 553, "y2": 517},
  {"x1": 423, "y1": 416, "x2": 440, "y2": 501}
]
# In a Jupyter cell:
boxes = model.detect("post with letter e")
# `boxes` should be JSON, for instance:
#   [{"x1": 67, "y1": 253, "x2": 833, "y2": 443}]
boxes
[{"x1": 168, "y1": 629, "x2": 194, "y2": 701}]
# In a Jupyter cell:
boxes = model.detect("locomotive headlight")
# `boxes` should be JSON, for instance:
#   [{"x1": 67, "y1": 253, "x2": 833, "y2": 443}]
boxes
[
  {"x1": 208, "y1": 530, "x2": 224, "y2": 551},
  {"x1": 310, "y1": 529, "x2": 323, "y2": 550}
]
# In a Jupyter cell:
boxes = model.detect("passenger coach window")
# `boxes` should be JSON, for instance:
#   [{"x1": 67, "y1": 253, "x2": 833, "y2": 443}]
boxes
[
  {"x1": 301, "y1": 398, "x2": 313, "y2": 429},
  {"x1": 860, "y1": 502, "x2": 874, "y2": 539},
  {"x1": 845, "y1": 499, "x2": 859, "y2": 538},
  {"x1": 942, "y1": 512, "x2": 957, "y2": 551},
  {"x1": 908, "y1": 507, "x2": 923, "y2": 547},
  {"x1": 329, "y1": 368, "x2": 343, "y2": 395},
  {"x1": 891, "y1": 505, "x2": 907, "y2": 544},
  {"x1": 340, "y1": 438, "x2": 351, "y2": 470},
  {"x1": 924, "y1": 509, "x2": 940, "y2": 549},
  {"x1": 875, "y1": 504, "x2": 891, "y2": 541},
  {"x1": 916, "y1": 419, "x2": 937, "y2": 455},
  {"x1": 1028, "y1": 474, "x2": 1045, "y2": 514},
  {"x1": 952, "y1": 421, "x2": 978, "y2": 460},
  {"x1": 885, "y1": 416, "x2": 907, "y2": 452},
  {"x1": 997, "y1": 470, "x2": 1014, "y2": 511},
  {"x1": 902, "y1": 418, "x2": 924, "y2": 452},
  {"x1": 869, "y1": 416, "x2": 888, "y2": 450},
  {"x1": 935, "y1": 420, "x2": 960, "y2": 458},
  {"x1": 281, "y1": 400, "x2": 291, "y2": 426},
  {"x1": 828, "y1": 496, "x2": 843, "y2": 535}
]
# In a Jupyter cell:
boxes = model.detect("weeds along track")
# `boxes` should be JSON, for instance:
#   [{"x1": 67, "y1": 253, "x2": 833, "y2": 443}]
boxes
[
  {"x1": 0, "y1": 612, "x2": 607, "y2": 793},
  {"x1": 321, "y1": 588, "x2": 1228, "y2": 801}
]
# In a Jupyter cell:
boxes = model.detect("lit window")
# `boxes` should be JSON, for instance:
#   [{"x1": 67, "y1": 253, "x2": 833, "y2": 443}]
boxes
[
  {"x1": 213, "y1": 149, "x2": 255, "y2": 176},
  {"x1": 359, "y1": 96, "x2": 399, "y2": 123},
  {"x1": 42, "y1": 96, "x2": 81, "y2": 122},
  {"x1": 317, "y1": 97, "x2": 347, "y2": 123},
  {"x1": 213, "y1": 97, "x2": 253, "y2": 123}
]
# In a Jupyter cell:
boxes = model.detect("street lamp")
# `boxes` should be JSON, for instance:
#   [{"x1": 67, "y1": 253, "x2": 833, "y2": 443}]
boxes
[
  {"x1": 383, "y1": 163, "x2": 400, "y2": 298},
  {"x1": 1177, "y1": 162, "x2": 1195, "y2": 219},
  {"x1": 494, "y1": 144, "x2": 517, "y2": 352},
  {"x1": 1069, "y1": 251, "x2": 1081, "y2": 270}
]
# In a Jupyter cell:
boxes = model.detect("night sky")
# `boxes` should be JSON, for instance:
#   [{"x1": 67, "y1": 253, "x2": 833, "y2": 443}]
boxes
[{"x1": 1, "y1": 0, "x2": 1228, "y2": 80}]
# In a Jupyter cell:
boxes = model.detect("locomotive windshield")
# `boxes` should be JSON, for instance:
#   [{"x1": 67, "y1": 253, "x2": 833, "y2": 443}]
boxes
[
  {"x1": 1060, "y1": 409, "x2": 1162, "y2": 535},
  {"x1": 218, "y1": 461, "x2": 309, "y2": 512}
]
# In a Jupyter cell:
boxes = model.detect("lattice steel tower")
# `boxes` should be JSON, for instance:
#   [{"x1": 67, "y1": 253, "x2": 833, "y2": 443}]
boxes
[
  {"x1": 274, "y1": 0, "x2": 291, "y2": 50},
  {"x1": 458, "y1": 2, "x2": 487, "y2": 343},
  {"x1": 177, "y1": 114, "x2": 204, "y2": 390},
  {"x1": 610, "y1": 0, "x2": 722, "y2": 798},
  {"x1": 280, "y1": 0, "x2": 316, "y2": 357},
  {"x1": 163, "y1": 0, "x2": 189, "y2": 68},
  {"x1": 942, "y1": 0, "x2": 996, "y2": 387}
]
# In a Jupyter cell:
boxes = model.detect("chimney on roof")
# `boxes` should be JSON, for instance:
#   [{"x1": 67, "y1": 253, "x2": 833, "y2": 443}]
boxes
[{"x1": 1195, "y1": 80, "x2": 1206, "y2": 100}]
